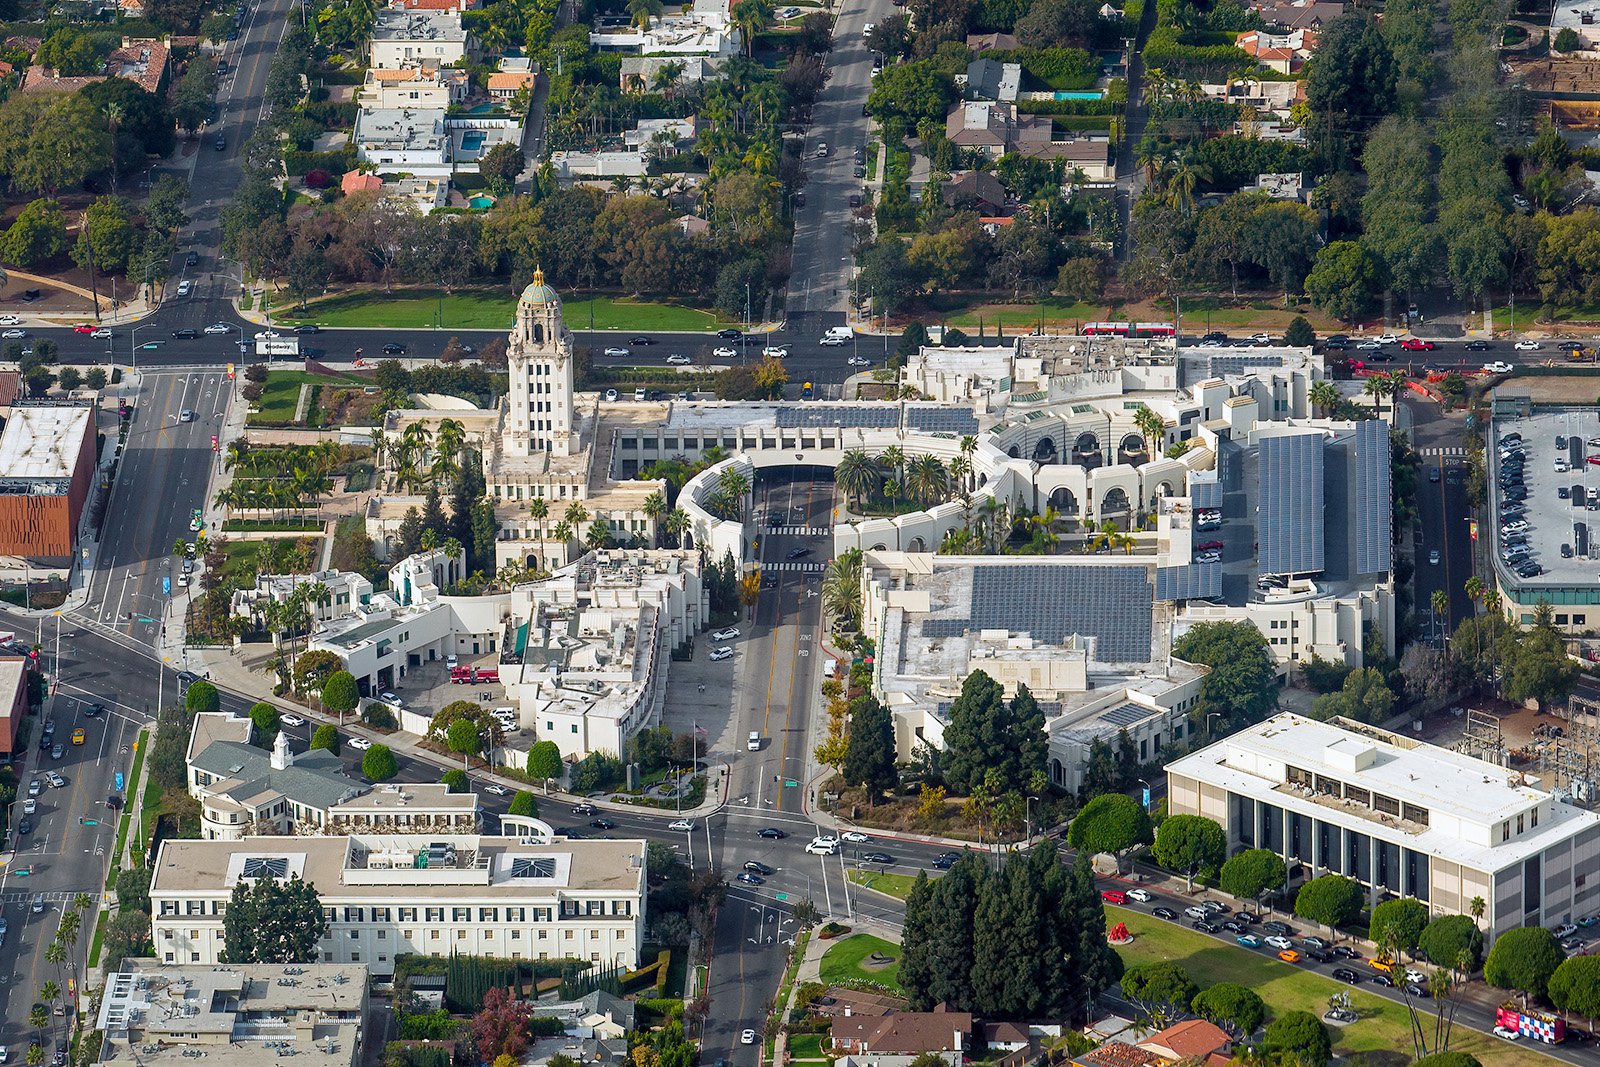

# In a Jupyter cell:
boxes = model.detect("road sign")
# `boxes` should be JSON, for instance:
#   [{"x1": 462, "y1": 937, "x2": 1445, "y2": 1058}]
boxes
[
  {"x1": 162, "y1": 576, "x2": 170, "y2": 596},
  {"x1": 775, "y1": 892, "x2": 788, "y2": 901},
  {"x1": 784, "y1": 779, "x2": 798, "y2": 788}
]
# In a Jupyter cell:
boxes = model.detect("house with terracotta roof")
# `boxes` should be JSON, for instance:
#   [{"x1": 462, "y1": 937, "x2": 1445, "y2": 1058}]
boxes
[
  {"x1": 342, "y1": 170, "x2": 384, "y2": 194},
  {"x1": 487, "y1": 69, "x2": 538, "y2": 100},
  {"x1": 21, "y1": 36, "x2": 170, "y2": 95},
  {"x1": 832, "y1": 1004, "x2": 973, "y2": 1067},
  {"x1": 1072, "y1": 1043, "x2": 1158, "y2": 1067},
  {"x1": 1136, "y1": 1019, "x2": 1233, "y2": 1062},
  {"x1": 360, "y1": 65, "x2": 468, "y2": 108},
  {"x1": 966, "y1": 32, "x2": 1019, "y2": 51},
  {"x1": 390, "y1": 0, "x2": 477, "y2": 11},
  {"x1": 943, "y1": 170, "x2": 1009, "y2": 215},
  {"x1": 1234, "y1": 27, "x2": 1318, "y2": 73}
]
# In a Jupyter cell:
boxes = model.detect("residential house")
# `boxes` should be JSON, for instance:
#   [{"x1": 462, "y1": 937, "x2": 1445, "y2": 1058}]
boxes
[
  {"x1": 966, "y1": 56, "x2": 1021, "y2": 101},
  {"x1": 1243, "y1": 171, "x2": 1308, "y2": 200},
  {"x1": 966, "y1": 31, "x2": 1019, "y2": 51},
  {"x1": 943, "y1": 170, "x2": 1009, "y2": 215},
  {"x1": 390, "y1": 0, "x2": 476, "y2": 10},
  {"x1": 832, "y1": 1006, "x2": 974, "y2": 1067},
  {"x1": 945, "y1": 102, "x2": 1114, "y2": 176},
  {"x1": 589, "y1": 0, "x2": 739, "y2": 56},
  {"x1": 676, "y1": 214, "x2": 711, "y2": 238},
  {"x1": 551, "y1": 115, "x2": 694, "y2": 178},
  {"x1": 529, "y1": 990, "x2": 636, "y2": 1040},
  {"x1": 21, "y1": 36, "x2": 170, "y2": 95},
  {"x1": 369, "y1": 9, "x2": 469, "y2": 69},
  {"x1": 231, "y1": 569, "x2": 374, "y2": 627},
  {"x1": 1137, "y1": 1020, "x2": 1233, "y2": 1062},
  {"x1": 619, "y1": 55, "x2": 723, "y2": 93},
  {"x1": 488, "y1": 69, "x2": 538, "y2": 100},
  {"x1": 1552, "y1": 0, "x2": 1600, "y2": 50},
  {"x1": 342, "y1": 170, "x2": 384, "y2": 194},
  {"x1": 1256, "y1": 0, "x2": 1345, "y2": 28},
  {"x1": 1234, "y1": 27, "x2": 1319, "y2": 74},
  {"x1": 354, "y1": 108, "x2": 450, "y2": 173},
  {"x1": 359, "y1": 65, "x2": 469, "y2": 109}
]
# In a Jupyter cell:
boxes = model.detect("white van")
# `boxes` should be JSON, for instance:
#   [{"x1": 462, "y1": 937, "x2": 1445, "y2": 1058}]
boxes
[
  {"x1": 747, "y1": 731, "x2": 761, "y2": 751},
  {"x1": 806, "y1": 836, "x2": 839, "y2": 855}
]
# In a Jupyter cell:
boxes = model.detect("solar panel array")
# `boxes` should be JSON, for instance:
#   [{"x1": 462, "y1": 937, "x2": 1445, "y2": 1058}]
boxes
[
  {"x1": 1155, "y1": 562, "x2": 1223, "y2": 601},
  {"x1": 1190, "y1": 480, "x2": 1223, "y2": 509},
  {"x1": 906, "y1": 407, "x2": 980, "y2": 434},
  {"x1": 1099, "y1": 703, "x2": 1153, "y2": 727},
  {"x1": 1258, "y1": 432, "x2": 1326, "y2": 575},
  {"x1": 1353, "y1": 419, "x2": 1392, "y2": 575},
  {"x1": 775, "y1": 406, "x2": 898, "y2": 429},
  {"x1": 242, "y1": 857, "x2": 288, "y2": 879},
  {"x1": 1204, "y1": 354, "x2": 1285, "y2": 376},
  {"x1": 510, "y1": 857, "x2": 558, "y2": 879},
  {"x1": 922, "y1": 564, "x2": 1153, "y2": 661}
]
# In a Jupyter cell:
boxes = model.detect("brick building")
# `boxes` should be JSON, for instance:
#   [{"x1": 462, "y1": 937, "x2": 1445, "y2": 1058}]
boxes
[{"x1": 0, "y1": 406, "x2": 96, "y2": 561}]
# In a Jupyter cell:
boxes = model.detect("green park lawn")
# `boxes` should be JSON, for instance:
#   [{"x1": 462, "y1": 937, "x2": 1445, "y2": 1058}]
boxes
[
  {"x1": 249, "y1": 370, "x2": 365, "y2": 425},
  {"x1": 271, "y1": 289, "x2": 735, "y2": 332},
  {"x1": 1108, "y1": 907, "x2": 1562, "y2": 1067},
  {"x1": 787, "y1": 1033, "x2": 826, "y2": 1060},
  {"x1": 818, "y1": 933, "x2": 903, "y2": 992},
  {"x1": 925, "y1": 296, "x2": 1104, "y2": 330},
  {"x1": 847, "y1": 870, "x2": 918, "y2": 900}
]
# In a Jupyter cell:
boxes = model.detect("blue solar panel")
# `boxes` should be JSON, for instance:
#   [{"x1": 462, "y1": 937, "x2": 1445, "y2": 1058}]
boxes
[
  {"x1": 1353, "y1": 420, "x2": 1392, "y2": 576},
  {"x1": 1259, "y1": 433, "x2": 1326, "y2": 575},
  {"x1": 1190, "y1": 480, "x2": 1223, "y2": 509},
  {"x1": 776, "y1": 406, "x2": 898, "y2": 428},
  {"x1": 906, "y1": 407, "x2": 979, "y2": 434},
  {"x1": 922, "y1": 564, "x2": 1153, "y2": 661},
  {"x1": 1155, "y1": 562, "x2": 1222, "y2": 601}
]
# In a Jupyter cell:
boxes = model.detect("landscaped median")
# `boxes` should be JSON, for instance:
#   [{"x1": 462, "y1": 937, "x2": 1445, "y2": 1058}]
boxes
[
  {"x1": 269, "y1": 288, "x2": 740, "y2": 332},
  {"x1": 817, "y1": 933, "x2": 902, "y2": 993},
  {"x1": 846, "y1": 869, "x2": 917, "y2": 900},
  {"x1": 1107, "y1": 906, "x2": 1563, "y2": 1067}
]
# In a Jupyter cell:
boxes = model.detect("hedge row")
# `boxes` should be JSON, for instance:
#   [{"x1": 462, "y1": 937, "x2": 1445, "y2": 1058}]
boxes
[
  {"x1": 981, "y1": 47, "x2": 1101, "y2": 90},
  {"x1": 1017, "y1": 97, "x2": 1123, "y2": 116},
  {"x1": 287, "y1": 147, "x2": 358, "y2": 177}
]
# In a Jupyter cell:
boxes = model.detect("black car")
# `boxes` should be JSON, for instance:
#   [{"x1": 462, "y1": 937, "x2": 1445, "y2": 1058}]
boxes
[
  {"x1": 757, "y1": 826, "x2": 787, "y2": 839},
  {"x1": 1153, "y1": 906, "x2": 1178, "y2": 920},
  {"x1": 1332, "y1": 968, "x2": 1361, "y2": 984},
  {"x1": 17, "y1": 816, "x2": 30, "y2": 835},
  {"x1": 294, "y1": 324, "x2": 320, "y2": 334},
  {"x1": 589, "y1": 818, "x2": 616, "y2": 830},
  {"x1": 931, "y1": 851, "x2": 959, "y2": 869},
  {"x1": 1263, "y1": 920, "x2": 1295, "y2": 936},
  {"x1": 214, "y1": 134, "x2": 226, "y2": 151},
  {"x1": 1332, "y1": 945, "x2": 1361, "y2": 959},
  {"x1": 859, "y1": 851, "x2": 894, "y2": 865},
  {"x1": 571, "y1": 802, "x2": 596, "y2": 815},
  {"x1": 382, "y1": 342, "x2": 406, "y2": 354},
  {"x1": 786, "y1": 547, "x2": 812, "y2": 559},
  {"x1": 1324, "y1": 338, "x2": 1349, "y2": 350},
  {"x1": 217, "y1": 58, "x2": 229, "y2": 74},
  {"x1": 1236, "y1": 910, "x2": 1261, "y2": 924},
  {"x1": 736, "y1": 872, "x2": 765, "y2": 885},
  {"x1": 177, "y1": 670, "x2": 200, "y2": 686},
  {"x1": 84, "y1": 703, "x2": 105, "y2": 718},
  {"x1": 744, "y1": 860, "x2": 775, "y2": 875},
  {"x1": 1370, "y1": 973, "x2": 1395, "y2": 987},
  {"x1": 173, "y1": 328, "x2": 198, "y2": 339},
  {"x1": 1221, "y1": 920, "x2": 1245, "y2": 934},
  {"x1": 717, "y1": 328, "x2": 742, "y2": 340},
  {"x1": 1192, "y1": 920, "x2": 1219, "y2": 933},
  {"x1": 1465, "y1": 339, "x2": 1491, "y2": 351},
  {"x1": 185, "y1": 251, "x2": 200, "y2": 267},
  {"x1": 630, "y1": 336, "x2": 654, "y2": 345},
  {"x1": 1200, "y1": 331, "x2": 1228, "y2": 343},
  {"x1": 1560, "y1": 340, "x2": 1585, "y2": 350},
  {"x1": 1307, "y1": 948, "x2": 1335, "y2": 963}
]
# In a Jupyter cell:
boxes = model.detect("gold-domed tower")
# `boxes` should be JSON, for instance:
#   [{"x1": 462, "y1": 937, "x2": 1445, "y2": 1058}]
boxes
[{"x1": 505, "y1": 267, "x2": 574, "y2": 458}]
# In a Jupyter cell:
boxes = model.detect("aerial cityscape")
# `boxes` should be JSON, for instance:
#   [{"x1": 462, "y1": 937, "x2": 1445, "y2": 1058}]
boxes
[{"x1": 0, "y1": 0, "x2": 1595, "y2": 1064}]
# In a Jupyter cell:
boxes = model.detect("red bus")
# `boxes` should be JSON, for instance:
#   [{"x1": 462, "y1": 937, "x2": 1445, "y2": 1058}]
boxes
[{"x1": 1082, "y1": 322, "x2": 1178, "y2": 338}]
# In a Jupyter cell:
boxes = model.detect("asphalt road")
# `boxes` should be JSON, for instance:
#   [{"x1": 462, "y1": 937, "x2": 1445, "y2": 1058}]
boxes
[{"x1": 1406, "y1": 397, "x2": 1476, "y2": 642}]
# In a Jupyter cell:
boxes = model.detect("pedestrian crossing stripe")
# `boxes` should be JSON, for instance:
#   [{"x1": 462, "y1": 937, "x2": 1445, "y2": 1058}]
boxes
[
  {"x1": 764, "y1": 526, "x2": 832, "y2": 536},
  {"x1": 762, "y1": 561, "x2": 828, "y2": 572},
  {"x1": 1420, "y1": 447, "x2": 1468, "y2": 458}
]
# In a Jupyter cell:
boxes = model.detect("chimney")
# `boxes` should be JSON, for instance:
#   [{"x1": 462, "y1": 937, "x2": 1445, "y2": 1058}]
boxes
[{"x1": 844, "y1": 1007, "x2": 852, "y2": 1017}]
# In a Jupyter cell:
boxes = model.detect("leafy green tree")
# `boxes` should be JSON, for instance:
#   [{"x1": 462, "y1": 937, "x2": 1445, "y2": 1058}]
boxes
[
  {"x1": 940, "y1": 671, "x2": 1047, "y2": 796},
  {"x1": 104, "y1": 906, "x2": 154, "y2": 962},
  {"x1": 526, "y1": 740, "x2": 564, "y2": 786},
  {"x1": 1065, "y1": 794, "x2": 1152, "y2": 861},
  {"x1": 1501, "y1": 604, "x2": 1579, "y2": 713},
  {"x1": 1556, "y1": 26, "x2": 1581, "y2": 51},
  {"x1": 310, "y1": 724, "x2": 339, "y2": 753},
  {"x1": 248, "y1": 701, "x2": 280, "y2": 749},
  {"x1": 1303, "y1": 13, "x2": 1394, "y2": 159},
  {"x1": 222, "y1": 874, "x2": 328, "y2": 963},
  {"x1": 1283, "y1": 316, "x2": 1315, "y2": 348},
  {"x1": 1309, "y1": 667, "x2": 1396, "y2": 725},
  {"x1": 440, "y1": 768, "x2": 470, "y2": 793},
  {"x1": 72, "y1": 195, "x2": 137, "y2": 274},
  {"x1": 842, "y1": 694, "x2": 898, "y2": 801},
  {"x1": 447, "y1": 717, "x2": 482, "y2": 768},
  {"x1": 184, "y1": 680, "x2": 220, "y2": 713},
  {"x1": 508, "y1": 790, "x2": 539, "y2": 817},
  {"x1": 1171, "y1": 621, "x2": 1277, "y2": 733},
  {"x1": 1305, "y1": 241, "x2": 1382, "y2": 324},
  {"x1": 1190, "y1": 983, "x2": 1265, "y2": 1038},
  {"x1": 115, "y1": 865, "x2": 152, "y2": 913},
  {"x1": 1418, "y1": 913, "x2": 1483, "y2": 972},
  {"x1": 1293, "y1": 874, "x2": 1364, "y2": 931},
  {"x1": 1, "y1": 199, "x2": 67, "y2": 267},
  {"x1": 1120, "y1": 962, "x2": 1198, "y2": 1018},
  {"x1": 1484, "y1": 926, "x2": 1565, "y2": 1003},
  {"x1": 1150, "y1": 814, "x2": 1225, "y2": 892},
  {"x1": 479, "y1": 141, "x2": 524, "y2": 196},
  {"x1": 1369, "y1": 897, "x2": 1429, "y2": 959},
  {"x1": 1548, "y1": 955, "x2": 1600, "y2": 1028},
  {"x1": 1263, "y1": 1011, "x2": 1332, "y2": 1067},
  {"x1": 321, "y1": 671, "x2": 360, "y2": 720},
  {"x1": 361, "y1": 744, "x2": 397, "y2": 782},
  {"x1": 1219, "y1": 848, "x2": 1285, "y2": 901},
  {"x1": 866, "y1": 60, "x2": 956, "y2": 123}
]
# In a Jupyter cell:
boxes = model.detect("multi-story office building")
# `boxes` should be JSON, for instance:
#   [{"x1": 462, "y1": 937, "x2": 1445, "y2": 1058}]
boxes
[
  {"x1": 1167, "y1": 714, "x2": 1600, "y2": 941},
  {"x1": 148, "y1": 833, "x2": 647, "y2": 975}
]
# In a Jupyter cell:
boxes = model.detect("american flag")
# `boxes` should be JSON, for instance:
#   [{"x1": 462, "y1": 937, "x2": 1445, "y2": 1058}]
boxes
[{"x1": 694, "y1": 722, "x2": 707, "y2": 736}]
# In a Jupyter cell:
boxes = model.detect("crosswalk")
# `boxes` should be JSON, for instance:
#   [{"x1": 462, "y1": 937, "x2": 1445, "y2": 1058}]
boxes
[
  {"x1": 1419, "y1": 447, "x2": 1469, "y2": 459},
  {"x1": 763, "y1": 526, "x2": 832, "y2": 537},
  {"x1": 762, "y1": 561, "x2": 828, "y2": 572}
]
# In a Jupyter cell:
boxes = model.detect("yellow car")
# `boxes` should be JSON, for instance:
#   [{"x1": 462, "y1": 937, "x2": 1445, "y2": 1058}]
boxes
[
  {"x1": 70, "y1": 728, "x2": 85, "y2": 745},
  {"x1": 1278, "y1": 949, "x2": 1302, "y2": 964}
]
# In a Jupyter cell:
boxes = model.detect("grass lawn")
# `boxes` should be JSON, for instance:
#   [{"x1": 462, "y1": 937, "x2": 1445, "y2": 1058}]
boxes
[
  {"x1": 818, "y1": 934, "x2": 902, "y2": 992},
  {"x1": 788, "y1": 1034, "x2": 825, "y2": 1059},
  {"x1": 848, "y1": 869, "x2": 918, "y2": 900},
  {"x1": 934, "y1": 296, "x2": 1106, "y2": 330},
  {"x1": 1108, "y1": 907, "x2": 1563, "y2": 1067},
  {"x1": 249, "y1": 369, "x2": 367, "y2": 426},
  {"x1": 272, "y1": 288, "x2": 735, "y2": 332}
]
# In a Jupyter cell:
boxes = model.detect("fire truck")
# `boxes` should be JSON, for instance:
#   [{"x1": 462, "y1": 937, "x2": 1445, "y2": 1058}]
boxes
[{"x1": 1496, "y1": 1004, "x2": 1566, "y2": 1044}]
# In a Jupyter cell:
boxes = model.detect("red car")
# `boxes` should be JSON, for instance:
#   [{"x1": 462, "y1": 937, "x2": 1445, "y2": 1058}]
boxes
[
  {"x1": 1196, "y1": 540, "x2": 1224, "y2": 551},
  {"x1": 1101, "y1": 890, "x2": 1126, "y2": 904},
  {"x1": 1588, "y1": 457, "x2": 1600, "y2": 466},
  {"x1": 72, "y1": 323, "x2": 96, "y2": 334},
  {"x1": 1399, "y1": 338, "x2": 1436, "y2": 351}
]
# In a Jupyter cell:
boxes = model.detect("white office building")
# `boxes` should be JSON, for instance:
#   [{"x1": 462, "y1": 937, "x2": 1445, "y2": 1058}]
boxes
[
  {"x1": 148, "y1": 832, "x2": 648, "y2": 975},
  {"x1": 1167, "y1": 714, "x2": 1600, "y2": 942}
]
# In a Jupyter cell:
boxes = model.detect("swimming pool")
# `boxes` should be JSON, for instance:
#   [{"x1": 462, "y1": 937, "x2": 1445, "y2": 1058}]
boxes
[
  {"x1": 461, "y1": 131, "x2": 486, "y2": 151},
  {"x1": 1053, "y1": 90, "x2": 1106, "y2": 100},
  {"x1": 469, "y1": 196, "x2": 495, "y2": 209}
]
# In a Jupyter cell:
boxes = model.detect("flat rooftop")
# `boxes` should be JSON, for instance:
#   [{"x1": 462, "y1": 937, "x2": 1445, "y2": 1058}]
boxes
[
  {"x1": 1488, "y1": 409, "x2": 1600, "y2": 589},
  {"x1": 372, "y1": 8, "x2": 465, "y2": 39},
  {"x1": 0, "y1": 405, "x2": 92, "y2": 482}
]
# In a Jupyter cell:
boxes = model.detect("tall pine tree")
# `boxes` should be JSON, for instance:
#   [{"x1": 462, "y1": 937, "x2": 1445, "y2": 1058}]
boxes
[{"x1": 843, "y1": 695, "x2": 898, "y2": 800}]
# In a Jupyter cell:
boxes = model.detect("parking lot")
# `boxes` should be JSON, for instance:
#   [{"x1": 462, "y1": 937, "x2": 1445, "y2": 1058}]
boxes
[
  {"x1": 1489, "y1": 412, "x2": 1600, "y2": 590},
  {"x1": 395, "y1": 655, "x2": 517, "y2": 731}
]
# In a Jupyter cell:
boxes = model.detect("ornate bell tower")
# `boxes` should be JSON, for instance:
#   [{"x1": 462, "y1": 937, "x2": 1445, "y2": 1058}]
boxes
[{"x1": 505, "y1": 267, "x2": 575, "y2": 458}]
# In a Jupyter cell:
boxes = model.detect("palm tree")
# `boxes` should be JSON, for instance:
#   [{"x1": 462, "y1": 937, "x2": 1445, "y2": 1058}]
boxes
[
  {"x1": 1469, "y1": 896, "x2": 1486, "y2": 927},
  {"x1": 835, "y1": 449, "x2": 881, "y2": 513},
  {"x1": 717, "y1": 466, "x2": 750, "y2": 517},
  {"x1": 731, "y1": 0, "x2": 772, "y2": 54},
  {"x1": 563, "y1": 502, "x2": 589, "y2": 528},
  {"x1": 432, "y1": 418, "x2": 466, "y2": 483},
  {"x1": 1464, "y1": 576, "x2": 1484, "y2": 613},
  {"x1": 947, "y1": 455, "x2": 971, "y2": 503},
  {"x1": 665, "y1": 507, "x2": 690, "y2": 548},
  {"x1": 906, "y1": 455, "x2": 947, "y2": 507},
  {"x1": 822, "y1": 549, "x2": 863, "y2": 631},
  {"x1": 626, "y1": 0, "x2": 662, "y2": 29},
  {"x1": 1309, "y1": 380, "x2": 1340, "y2": 416},
  {"x1": 1431, "y1": 588, "x2": 1449, "y2": 622},
  {"x1": 26, "y1": 1042, "x2": 42, "y2": 1067},
  {"x1": 586, "y1": 519, "x2": 611, "y2": 550},
  {"x1": 1363, "y1": 373, "x2": 1395, "y2": 412},
  {"x1": 1132, "y1": 404, "x2": 1165, "y2": 459},
  {"x1": 369, "y1": 428, "x2": 388, "y2": 479},
  {"x1": 879, "y1": 445, "x2": 905, "y2": 501},
  {"x1": 529, "y1": 498, "x2": 549, "y2": 543},
  {"x1": 550, "y1": 520, "x2": 572, "y2": 546},
  {"x1": 28, "y1": 1005, "x2": 46, "y2": 1048},
  {"x1": 643, "y1": 490, "x2": 667, "y2": 545}
]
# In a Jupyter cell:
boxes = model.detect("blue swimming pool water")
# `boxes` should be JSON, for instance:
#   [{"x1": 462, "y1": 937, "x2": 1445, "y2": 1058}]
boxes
[
  {"x1": 461, "y1": 131, "x2": 486, "y2": 150},
  {"x1": 1054, "y1": 90, "x2": 1105, "y2": 100},
  {"x1": 469, "y1": 196, "x2": 495, "y2": 209}
]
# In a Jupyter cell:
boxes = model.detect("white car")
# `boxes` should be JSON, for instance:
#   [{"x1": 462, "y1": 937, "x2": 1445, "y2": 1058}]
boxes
[
  {"x1": 604, "y1": 347, "x2": 630, "y2": 357},
  {"x1": 709, "y1": 646, "x2": 734, "y2": 661},
  {"x1": 1514, "y1": 340, "x2": 1541, "y2": 351},
  {"x1": 669, "y1": 818, "x2": 696, "y2": 831},
  {"x1": 806, "y1": 836, "x2": 840, "y2": 855},
  {"x1": 254, "y1": 330, "x2": 279, "y2": 340},
  {"x1": 740, "y1": 1030, "x2": 757, "y2": 1045},
  {"x1": 21, "y1": 799, "x2": 34, "y2": 815},
  {"x1": 378, "y1": 691, "x2": 402, "y2": 706},
  {"x1": 282, "y1": 714, "x2": 305, "y2": 727},
  {"x1": 846, "y1": 356, "x2": 871, "y2": 367},
  {"x1": 484, "y1": 784, "x2": 509, "y2": 796},
  {"x1": 1356, "y1": 339, "x2": 1382, "y2": 350},
  {"x1": 349, "y1": 737, "x2": 372, "y2": 750},
  {"x1": 1184, "y1": 905, "x2": 1208, "y2": 920},
  {"x1": 711, "y1": 627, "x2": 740, "y2": 641},
  {"x1": 1264, "y1": 935, "x2": 1294, "y2": 950},
  {"x1": 92, "y1": 327, "x2": 112, "y2": 338},
  {"x1": 1483, "y1": 361, "x2": 1514, "y2": 374},
  {"x1": 1493, "y1": 1026, "x2": 1521, "y2": 1041},
  {"x1": 1428, "y1": 549, "x2": 1439, "y2": 565},
  {"x1": 1556, "y1": 922, "x2": 1579, "y2": 938},
  {"x1": 204, "y1": 322, "x2": 231, "y2": 334},
  {"x1": 0, "y1": 314, "x2": 19, "y2": 325},
  {"x1": 762, "y1": 346, "x2": 788, "y2": 358},
  {"x1": 1376, "y1": 333, "x2": 1399, "y2": 344},
  {"x1": 0, "y1": 330, "x2": 23, "y2": 339},
  {"x1": 819, "y1": 335, "x2": 847, "y2": 347},
  {"x1": 666, "y1": 353, "x2": 692, "y2": 365},
  {"x1": 1126, "y1": 888, "x2": 1152, "y2": 902},
  {"x1": 177, "y1": 280, "x2": 193, "y2": 297},
  {"x1": 840, "y1": 830, "x2": 870, "y2": 843},
  {"x1": 713, "y1": 346, "x2": 737, "y2": 358},
  {"x1": 1404, "y1": 969, "x2": 1428, "y2": 984}
]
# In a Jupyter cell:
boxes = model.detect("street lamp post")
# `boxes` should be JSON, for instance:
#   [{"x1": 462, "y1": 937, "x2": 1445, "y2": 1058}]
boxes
[
  {"x1": 130, "y1": 323, "x2": 157, "y2": 371},
  {"x1": 1137, "y1": 778, "x2": 1150, "y2": 813}
]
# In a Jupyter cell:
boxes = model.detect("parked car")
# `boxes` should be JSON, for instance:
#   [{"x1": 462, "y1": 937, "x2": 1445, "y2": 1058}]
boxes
[
  {"x1": 1152, "y1": 907, "x2": 1178, "y2": 920},
  {"x1": 1126, "y1": 888, "x2": 1152, "y2": 902}
]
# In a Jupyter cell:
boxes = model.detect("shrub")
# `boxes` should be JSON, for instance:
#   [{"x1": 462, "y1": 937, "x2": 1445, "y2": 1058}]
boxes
[{"x1": 304, "y1": 169, "x2": 332, "y2": 188}]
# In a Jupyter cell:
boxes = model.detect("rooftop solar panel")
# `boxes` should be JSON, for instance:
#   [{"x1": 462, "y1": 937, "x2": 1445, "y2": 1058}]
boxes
[
  {"x1": 1353, "y1": 419, "x2": 1392, "y2": 575},
  {"x1": 1259, "y1": 432, "x2": 1325, "y2": 575},
  {"x1": 1155, "y1": 562, "x2": 1222, "y2": 601},
  {"x1": 1098, "y1": 703, "x2": 1154, "y2": 727},
  {"x1": 906, "y1": 407, "x2": 979, "y2": 434},
  {"x1": 922, "y1": 564, "x2": 1153, "y2": 661},
  {"x1": 776, "y1": 406, "x2": 898, "y2": 429},
  {"x1": 1190, "y1": 480, "x2": 1222, "y2": 509}
]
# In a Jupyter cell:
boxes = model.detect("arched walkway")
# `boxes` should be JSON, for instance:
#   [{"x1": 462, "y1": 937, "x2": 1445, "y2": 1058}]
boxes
[
  {"x1": 1048, "y1": 487, "x2": 1079, "y2": 516},
  {"x1": 1118, "y1": 433, "x2": 1148, "y2": 466},
  {"x1": 1073, "y1": 432, "x2": 1102, "y2": 470},
  {"x1": 907, "y1": 536, "x2": 926, "y2": 552},
  {"x1": 1007, "y1": 445, "x2": 1021, "y2": 459},
  {"x1": 1101, "y1": 487, "x2": 1130, "y2": 514},
  {"x1": 1033, "y1": 436, "x2": 1057, "y2": 464}
]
